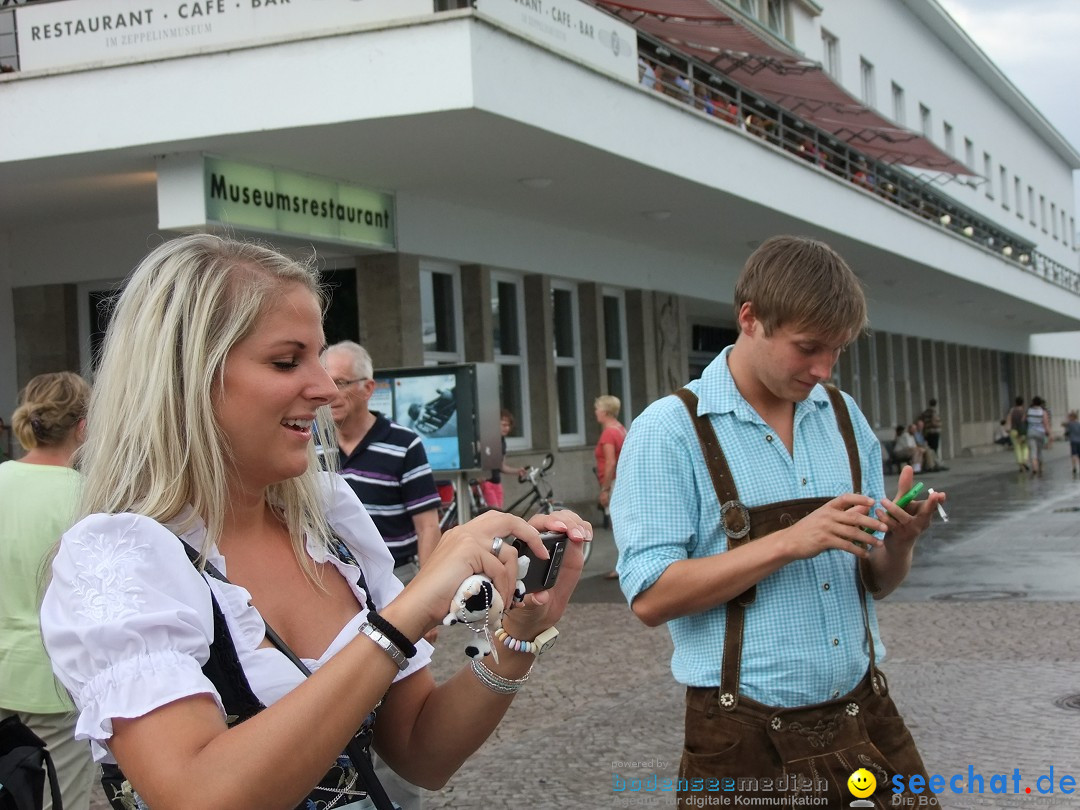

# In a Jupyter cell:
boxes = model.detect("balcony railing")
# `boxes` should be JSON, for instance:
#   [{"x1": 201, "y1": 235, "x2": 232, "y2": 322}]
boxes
[{"x1": 633, "y1": 34, "x2": 1080, "y2": 295}]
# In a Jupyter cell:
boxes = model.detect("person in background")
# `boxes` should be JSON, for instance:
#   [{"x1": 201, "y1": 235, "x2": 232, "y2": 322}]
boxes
[
  {"x1": 1063, "y1": 410, "x2": 1080, "y2": 478},
  {"x1": 594, "y1": 395, "x2": 628, "y2": 579},
  {"x1": 1026, "y1": 395, "x2": 1052, "y2": 477},
  {"x1": 0, "y1": 371, "x2": 94, "y2": 810},
  {"x1": 919, "y1": 398, "x2": 943, "y2": 454},
  {"x1": 1007, "y1": 396, "x2": 1029, "y2": 472},
  {"x1": 481, "y1": 409, "x2": 526, "y2": 510},
  {"x1": 993, "y1": 419, "x2": 1011, "y2": 449},
  {"x1": 321, "y1": 341, "x2": 441, "y2": 585}
]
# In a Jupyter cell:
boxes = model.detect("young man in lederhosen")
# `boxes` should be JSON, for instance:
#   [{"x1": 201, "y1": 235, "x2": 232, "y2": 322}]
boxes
[{"x1": 611, "y1": 236, "x2": 946, "y2": 809}]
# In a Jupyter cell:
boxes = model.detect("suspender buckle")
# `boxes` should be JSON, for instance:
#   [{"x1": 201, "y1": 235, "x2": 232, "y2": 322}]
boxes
[{"x1": 719, "y1": 500, "x2": 751, "y2": 540}]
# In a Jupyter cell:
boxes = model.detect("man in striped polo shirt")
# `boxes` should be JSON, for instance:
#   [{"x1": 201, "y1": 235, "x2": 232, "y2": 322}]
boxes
[{"x1": 322, "y1": 341, "x2": 441, "y2": 583}]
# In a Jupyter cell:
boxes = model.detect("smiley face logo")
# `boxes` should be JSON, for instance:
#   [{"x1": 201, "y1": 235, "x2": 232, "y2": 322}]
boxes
[{"x1": 847, "y1": 768, "x2": 876, "y2": 798}]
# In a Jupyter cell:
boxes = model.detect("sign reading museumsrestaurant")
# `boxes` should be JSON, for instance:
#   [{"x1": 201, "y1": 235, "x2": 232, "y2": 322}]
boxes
[
  {"x1": 157, "y1": 154, "x2": 397, "y2": 251},
  {"x1": 474, "y1": 0, "x2": 638, "y2": 84},
  {"x1": 14, "y1": 0, "x2": 430, "y2": 72}
]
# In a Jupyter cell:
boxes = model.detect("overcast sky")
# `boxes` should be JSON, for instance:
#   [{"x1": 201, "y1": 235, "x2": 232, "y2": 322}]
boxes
[{"x1": 935, "y1": 0, "x2": 1080, "y2": 226}]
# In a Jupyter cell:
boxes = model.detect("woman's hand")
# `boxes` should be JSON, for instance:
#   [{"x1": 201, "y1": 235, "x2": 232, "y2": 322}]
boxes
[
  {"x1": 386, "y1": 511, "x2": 550, "y2": 639},
  {"x1": 500, "y1": 510, "x2": 592, "y2": 640}
]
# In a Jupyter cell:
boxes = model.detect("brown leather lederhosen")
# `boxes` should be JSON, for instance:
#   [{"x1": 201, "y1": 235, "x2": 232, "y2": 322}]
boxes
[{"x1": 674, "y1": 386, "x2": 936, "y2": 809}]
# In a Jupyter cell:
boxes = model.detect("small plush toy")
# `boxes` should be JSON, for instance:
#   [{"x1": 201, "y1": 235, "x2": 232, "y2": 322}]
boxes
[{"x1": 443, "y1": 557, "x2": 530, "y2": 660}]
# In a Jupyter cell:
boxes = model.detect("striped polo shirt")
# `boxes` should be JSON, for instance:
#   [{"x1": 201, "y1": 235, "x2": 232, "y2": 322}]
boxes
[{"x1": 338, "y1": 412, "x2": 441, "y2": 566}]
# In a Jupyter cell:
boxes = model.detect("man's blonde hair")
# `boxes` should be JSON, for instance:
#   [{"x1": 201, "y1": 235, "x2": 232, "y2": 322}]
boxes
[
  {"x1": 78, "y1": 233, "x2": 335, "y2": 570},
  {"x1": 734, "y1": 236, "x2": 867, "y2": 340}
]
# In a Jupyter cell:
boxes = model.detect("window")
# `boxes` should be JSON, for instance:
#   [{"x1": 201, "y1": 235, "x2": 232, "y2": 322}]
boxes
[
  {"x1": 551, "y1": 281, "x2": 584, "y2": 446},
  {"x1": 1028, "y1": 186, "x2": 1036, "y2": 225},
  {"x1": 891, "y1": 82, "x2": 905, "y2": 124},
  {"x1": 919, "y1": 104, "x2": 931, "y2": 138},
  {"x1": 1064, "y1": 212, "x2": 1071, "y2": 247},
  {"x1": 491, "y1": 272, "x2": 530, "y2": 449},
  {"x1": 983, "y1": 153, "x2": 993, "y2": 199},
  {"x1": 1052, "y1": 202, "x2": 1058, "y2": 239},
  {"x1": 1040, "y1": 195, "x2": 1047, "y2": 232},
  {"x1": 943, "y1": 122, "x2": 954, "y2": 155},
  {"x1": 602, "y1": 289, "x2": 631, "y2": 424},
  {"x1": 765, "y1": 0, "x2": 785, "y2": 36},
  {"x1": 999, "y1": 166, "x2": 1008, "y2": 210},
  {"x1": 821, "y1": 29, "x2": 839, "y2": 78},
  {"x1": 78, "y1": 281, "x2": 123, "y2": 375},
  {"x1": 419, "y1": 263, "x2": 463, "y2": 364},
  {"x1": 1014, "y1": 176, "x2": 1023, "y2": 218},
  {"x1": 859, "y1": 58, "x2": 875, "y2": 106},
  {"x1": 964, "y1": 138, "x2": 975, "y2": 187}
]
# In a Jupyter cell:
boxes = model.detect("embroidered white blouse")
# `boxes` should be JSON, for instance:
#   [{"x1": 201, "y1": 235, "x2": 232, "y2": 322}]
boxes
[{"x1": 40, "y1": 473, "x2": 433, "y2": 764}]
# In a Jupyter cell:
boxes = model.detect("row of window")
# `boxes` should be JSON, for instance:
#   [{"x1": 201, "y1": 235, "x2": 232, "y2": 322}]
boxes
[
  {"x1": 824, "y1": 30, "x2": 1074, "y2": 248},
  {"x1": 420, "y1": 265, "x2": 632, "y2": 450}
]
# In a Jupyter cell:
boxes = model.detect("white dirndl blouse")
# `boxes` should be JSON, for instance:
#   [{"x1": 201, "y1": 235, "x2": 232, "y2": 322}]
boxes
[{"x1": 40, "y1": 472, "x2": 433, "y2": 764}]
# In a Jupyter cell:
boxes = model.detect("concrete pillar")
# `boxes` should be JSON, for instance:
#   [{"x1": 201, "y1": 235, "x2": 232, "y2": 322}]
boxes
[
  {"x1": 460, "y1": 264, "x2": 493, "y2": 363},
  {"x1": 13, "y1": 284, "x2": 81, "y2": 388},
  {"x1": 653, "y1": 292, "x2": 687, "y2": 396},
  {"x1": 579, "y1": 282, "x2": 604, "y2": 446},
  {"x1": 524, "y1": 274, "x2": 555, "y2": 451},
  {"x1": 356, "y1": 254, "x2": 423, "y2": 368},
  {"x1": 625, "y1": 289, "x2": 658, "y2": 419}
]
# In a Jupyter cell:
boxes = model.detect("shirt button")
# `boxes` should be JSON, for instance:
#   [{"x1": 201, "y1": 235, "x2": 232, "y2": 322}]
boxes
[
  {"x1": 823, "y1": 582, "x2": 830, "y2": 591},
  {"x1": 832, "y1": 638, "x2": 840, "y2": 646},
  {"x1": 766, "y1": 435, "x2": 774, "y2": 442},
  {"x1": 832, "y1": 690, "x2": 840, "y2": 698},
  {"x1": 801, "y1": 477, "x2": 808, "y2": 486}
]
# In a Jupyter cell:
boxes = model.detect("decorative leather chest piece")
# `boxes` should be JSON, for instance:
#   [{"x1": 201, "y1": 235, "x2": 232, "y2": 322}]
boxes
[{"x1": 720, "y1": 500, "x2": 751, "y2": 540}]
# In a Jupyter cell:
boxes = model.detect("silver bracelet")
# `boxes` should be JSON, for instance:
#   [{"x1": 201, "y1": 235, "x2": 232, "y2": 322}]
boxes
[
  {"x1": 470, "y1": 659, "x2": 532, "y2": 695},
  {"x1": 358, "y1": 622, "x2": 409, "y2": 671}
]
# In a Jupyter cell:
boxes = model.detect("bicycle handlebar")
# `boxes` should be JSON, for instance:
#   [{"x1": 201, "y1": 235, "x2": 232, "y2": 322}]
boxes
[{"x1": 518, "y1": 452, "x2": 555, "y2": 484}]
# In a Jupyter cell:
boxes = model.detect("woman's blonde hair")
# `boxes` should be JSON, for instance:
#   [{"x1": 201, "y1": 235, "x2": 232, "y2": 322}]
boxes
[
  {"x1": 594, "y1": 395, "x2": 621, "y2": 419},
  {"x1": 12, "y1": 372, "x2": 91, "y2": 451},
  {"x1": 78, "y1": 233, "x2": 336, "y2": 570}
]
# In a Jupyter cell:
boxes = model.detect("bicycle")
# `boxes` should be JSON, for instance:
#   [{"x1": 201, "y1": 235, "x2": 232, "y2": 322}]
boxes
[{"x1": 436, "y1": 453, "x2": 590, "y2": 564}]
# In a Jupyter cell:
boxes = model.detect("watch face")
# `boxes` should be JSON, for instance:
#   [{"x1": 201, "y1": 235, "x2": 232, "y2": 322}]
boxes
[{"x1": 535, "y1": 627, "x2": 559, "y2": 653}]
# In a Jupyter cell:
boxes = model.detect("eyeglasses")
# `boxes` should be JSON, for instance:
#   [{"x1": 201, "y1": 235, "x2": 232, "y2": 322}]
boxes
[{"x1": 333, "y1": 377, "x2": 367, "y2": 390}]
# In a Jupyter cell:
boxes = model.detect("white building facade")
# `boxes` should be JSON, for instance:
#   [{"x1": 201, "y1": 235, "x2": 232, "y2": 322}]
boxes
[{"x1": 1, "y1": 0, "x2": 1078, "y2": 499}]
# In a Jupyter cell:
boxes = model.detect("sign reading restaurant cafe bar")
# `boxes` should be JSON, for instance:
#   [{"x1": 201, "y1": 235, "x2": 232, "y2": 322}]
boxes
[{"x1": 157, "y1": 154, "x2": 396, "y2": 251}]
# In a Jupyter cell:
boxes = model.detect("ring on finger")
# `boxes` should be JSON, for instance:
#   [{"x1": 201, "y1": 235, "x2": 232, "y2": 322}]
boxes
[{"x1": 490, "y1": 536, "x2": 505, "y2": 557}]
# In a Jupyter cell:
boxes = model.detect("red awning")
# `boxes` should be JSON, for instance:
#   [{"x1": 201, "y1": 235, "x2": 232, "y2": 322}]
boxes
[{"x1": 591, "y1": 0, "x2": 972, "y2": 174}]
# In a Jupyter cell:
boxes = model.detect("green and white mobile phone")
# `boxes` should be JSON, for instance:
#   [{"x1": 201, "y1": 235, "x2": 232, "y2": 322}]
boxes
[{"x1": 856, "y1": 481, "x2": 924, "y2": 546}]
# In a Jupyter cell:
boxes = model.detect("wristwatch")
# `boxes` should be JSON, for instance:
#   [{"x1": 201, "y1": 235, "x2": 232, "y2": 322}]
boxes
[{"x1": 533, "y1": 626, "x2": 560, "y2": 655}]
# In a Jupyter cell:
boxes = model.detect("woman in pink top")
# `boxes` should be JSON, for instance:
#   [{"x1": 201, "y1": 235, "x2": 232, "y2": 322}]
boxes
[{"x1": 594, "y1": 395, "x2": 627, "y2": 579}]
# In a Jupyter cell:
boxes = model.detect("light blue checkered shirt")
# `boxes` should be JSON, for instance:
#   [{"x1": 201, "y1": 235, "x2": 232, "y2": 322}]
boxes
[{"x1": 611, "y1": 346, "x2": 887, "y2": 707}]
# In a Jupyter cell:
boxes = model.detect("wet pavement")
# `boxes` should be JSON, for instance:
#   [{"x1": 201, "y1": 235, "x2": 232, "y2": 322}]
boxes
[{"x1": 87, "y1": 444, "x2": 1080, "y2": 809}]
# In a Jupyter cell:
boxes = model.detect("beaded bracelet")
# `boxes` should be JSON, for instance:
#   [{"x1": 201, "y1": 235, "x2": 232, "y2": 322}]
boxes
[
  {"x1": 470, "y1": 659, "x2": 533, "y2": 695},
  {"x1": 366, "y1": 611, "x2": 417, "y2": 659},
  {"x1": 494, "y1": 627, "x2": 538, "y2": 655}
]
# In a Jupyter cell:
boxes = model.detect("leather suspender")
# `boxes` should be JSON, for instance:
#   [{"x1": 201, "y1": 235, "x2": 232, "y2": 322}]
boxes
[{"x1": 674, "y1": 384, "x2": 884, "y2": 709}]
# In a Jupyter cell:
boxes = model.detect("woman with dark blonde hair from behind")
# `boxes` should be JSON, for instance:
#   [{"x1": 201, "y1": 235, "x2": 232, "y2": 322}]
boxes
[
  {"x1": 0, "y1": 371, "x2": 94, "y2": 810},
  {"x1": 39, "y1": 233, "x2": 591, "y2": 810}
]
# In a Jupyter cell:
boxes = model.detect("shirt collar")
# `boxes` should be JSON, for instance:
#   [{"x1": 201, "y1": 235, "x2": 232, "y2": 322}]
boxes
[{"x1": 696, "y1": 345, "x2": 832, "y2": 424}]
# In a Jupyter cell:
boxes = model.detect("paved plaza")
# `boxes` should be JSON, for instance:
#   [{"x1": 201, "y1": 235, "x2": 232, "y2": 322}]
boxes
[{"x1": 87, "y1": 443, "x2": 1080, "y2": 809}]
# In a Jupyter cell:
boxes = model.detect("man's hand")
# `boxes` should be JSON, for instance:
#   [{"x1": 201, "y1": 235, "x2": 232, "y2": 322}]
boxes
[
  {"x1": 779, "y1": 494, "x2": 886, "y2": 561},
  {"x1": 875, "y1": 465, "x2": 946, "y2": 548}
]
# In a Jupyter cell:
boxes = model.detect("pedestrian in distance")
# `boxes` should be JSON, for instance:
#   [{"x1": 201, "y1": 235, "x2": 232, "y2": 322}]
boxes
[
  {"x1": 594, "y1": 394, "x2": 627, "y2": 579},
  {"x1": 1007, "y1": 396, "x2": 1030, "y2": 472},
  {"x1": 1063, "y1": 410, "x2": 1080, "y2": 478},
  {"x1": 0, "y1": 372, "x2": 95, "y2": 810},
  {"x1": 1026, "y1": 396, "x2": 1052, "y2": 477},
  {"x1": 39, "y1": 233, "x2": 592, "y2": 810},
  {"x1": 612, "y1": 235, "x2": 945, "y2": 808}
]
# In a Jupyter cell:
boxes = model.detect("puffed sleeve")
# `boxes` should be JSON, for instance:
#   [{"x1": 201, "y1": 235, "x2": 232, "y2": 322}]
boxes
[
  {"x1": 321, "y1": 473, "x2": 434, "y2": 675},
  {"x1": 40, "y1": 513, "x2": 224, "y2": 759}
]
